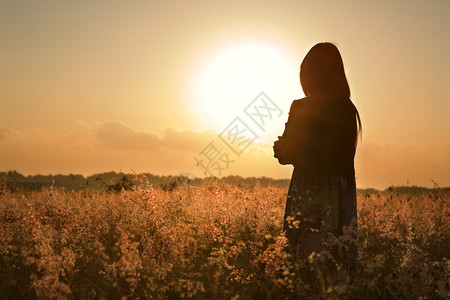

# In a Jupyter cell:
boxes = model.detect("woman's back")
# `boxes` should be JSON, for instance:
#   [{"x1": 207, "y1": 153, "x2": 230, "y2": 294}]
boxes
[{"x1": 282, "y1": 96, "x2": 357, "y2": 176}]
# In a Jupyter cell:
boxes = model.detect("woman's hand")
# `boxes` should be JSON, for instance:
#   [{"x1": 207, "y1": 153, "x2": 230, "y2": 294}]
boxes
[
  {"x1": 273, "y1": 136, "x2": 286, "y2": 158},
  {"x1": 273, "y1": 136, "x2": 293, "y2": 164}
]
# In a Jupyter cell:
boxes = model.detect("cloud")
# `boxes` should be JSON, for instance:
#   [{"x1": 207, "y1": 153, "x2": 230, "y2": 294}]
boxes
[
  {"x1": 1, "y1": 122, "x2": 449, "y2": 189},
  {"x1": 163, "y1": 128, "x2": 217, "y2": 153},
  {"x1": 93, "y1": 121, "x2": 218, "y2": 153},
  {"x1": 0, "y1": 128, "x2": 14, "y2": 140},
  {"x1": 94, "y1": 121, "x2": 163, "y2": 151}
]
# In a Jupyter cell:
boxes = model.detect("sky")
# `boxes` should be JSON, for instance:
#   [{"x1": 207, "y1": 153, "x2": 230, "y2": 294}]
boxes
[{"x1": 1, "y1": 0, "x2": 449, "y2": 189}]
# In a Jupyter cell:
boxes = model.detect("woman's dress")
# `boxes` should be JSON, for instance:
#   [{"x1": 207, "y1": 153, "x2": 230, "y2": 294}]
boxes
[
  {"x1": 283, "y1": 171, "x2": 357, "y2": 263},
  {"x1": 277, "y1": 96, "x2": 358, "y2": 275}
]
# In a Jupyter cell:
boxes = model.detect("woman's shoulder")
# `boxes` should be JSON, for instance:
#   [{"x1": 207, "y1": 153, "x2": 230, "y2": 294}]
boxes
[
  {"x1": 289, "y1": 97, "x2": 314, "y2": 115},
  {"x1": 290, "y1": 96, "x2": 309, "y2": 109}
]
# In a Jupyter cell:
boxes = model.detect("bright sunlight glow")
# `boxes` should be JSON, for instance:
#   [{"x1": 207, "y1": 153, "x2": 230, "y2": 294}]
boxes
[{"x1": 193, "y1": 43, "x2": 301, "y2": 140}]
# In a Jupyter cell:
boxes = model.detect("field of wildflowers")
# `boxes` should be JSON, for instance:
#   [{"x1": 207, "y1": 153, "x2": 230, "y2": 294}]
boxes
[{"x1": 0, "y1": 176, "x2": 448, "y2": 299}]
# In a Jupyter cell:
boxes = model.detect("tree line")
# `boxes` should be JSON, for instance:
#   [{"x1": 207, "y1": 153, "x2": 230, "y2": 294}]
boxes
[{"x1": 1, "y1": 170, "x2": 448, "y2": 195}]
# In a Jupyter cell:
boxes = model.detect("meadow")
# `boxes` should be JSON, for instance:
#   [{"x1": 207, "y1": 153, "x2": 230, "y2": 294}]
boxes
[{"x1": 0, "y1": 176, "x2": 448, "y2": 299}]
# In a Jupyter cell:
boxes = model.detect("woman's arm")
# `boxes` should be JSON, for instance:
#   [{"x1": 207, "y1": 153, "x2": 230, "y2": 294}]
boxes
[
  {"x1": 273, "y1": 98, "x2": 313, "y2": 166},
  {"x1": 274, "y1": 99, "x2": 302, "y2": 165},
  {"x1": 273, "y1": 136, "x2": 294, "y2": 165}
]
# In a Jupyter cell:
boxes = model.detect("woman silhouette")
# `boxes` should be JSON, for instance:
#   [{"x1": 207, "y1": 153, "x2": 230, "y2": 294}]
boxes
[{"x1": 273, "y1": 42, "x2": 361, "y2": 280}]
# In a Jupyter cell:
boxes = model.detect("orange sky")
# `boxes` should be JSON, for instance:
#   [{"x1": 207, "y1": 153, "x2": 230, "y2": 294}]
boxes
[{"x1": 1, "y1": 0, "x2": 449, "y2": 189}]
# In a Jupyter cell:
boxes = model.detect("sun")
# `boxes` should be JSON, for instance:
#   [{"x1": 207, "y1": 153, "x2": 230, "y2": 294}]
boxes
[{"x1": 192, "y1": 43, "x2": 301, "y2": 139}]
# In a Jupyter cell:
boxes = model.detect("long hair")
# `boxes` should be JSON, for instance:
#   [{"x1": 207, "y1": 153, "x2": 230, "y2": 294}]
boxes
[{"x1": 300, "y1": 42, "x2": 362, "y2": 144}]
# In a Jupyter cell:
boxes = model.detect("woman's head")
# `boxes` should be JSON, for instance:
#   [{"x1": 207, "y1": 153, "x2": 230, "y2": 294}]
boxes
[
  {"x1": 300, "y1": 42, "x2": 362, "y2": 145},
  {"x1": 300, "y1": 42, "x2": 350, "y2": 98}
]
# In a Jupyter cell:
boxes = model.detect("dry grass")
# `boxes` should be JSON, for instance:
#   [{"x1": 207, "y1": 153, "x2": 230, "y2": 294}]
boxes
[{"x1": 0, "y1": 176, "x2": 448, "y2": 299}]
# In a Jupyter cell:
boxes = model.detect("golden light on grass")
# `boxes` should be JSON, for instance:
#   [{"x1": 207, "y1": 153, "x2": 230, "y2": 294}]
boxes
[{"x1": 0, "y1": 178, "x2": 448, "y2": 298}]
